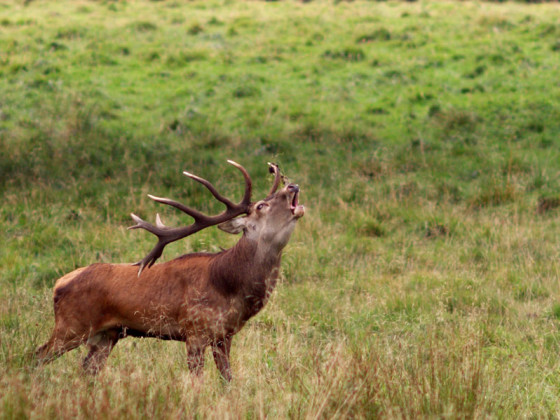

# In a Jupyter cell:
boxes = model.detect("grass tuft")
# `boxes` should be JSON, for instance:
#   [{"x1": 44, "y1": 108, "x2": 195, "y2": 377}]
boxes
[
  {"x1": 322, "y1": 47, "x2": 366, "y2": 62},
  {"x1": 356, "y1": 28, "x2": 392, "y2": 43},
  {"x1": 537, "y1": 195, "x2": 560, "y2": 214}
]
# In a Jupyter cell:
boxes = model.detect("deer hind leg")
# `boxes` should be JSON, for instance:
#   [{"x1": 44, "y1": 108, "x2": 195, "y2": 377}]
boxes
[
  {"x1": 82, "y1": 330, "x2": 119, "y2": 375},
  {"x1": 35, "y1": 327, "x2": 86, "y2": 366},
  {"x1": 212, "y1": 336, "x2": 232, "y2": 381}
]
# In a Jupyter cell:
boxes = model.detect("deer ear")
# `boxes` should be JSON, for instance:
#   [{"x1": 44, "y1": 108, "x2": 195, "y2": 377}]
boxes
[{"x1": 218, "y1": 217, "x2": 247, "y2": 234}]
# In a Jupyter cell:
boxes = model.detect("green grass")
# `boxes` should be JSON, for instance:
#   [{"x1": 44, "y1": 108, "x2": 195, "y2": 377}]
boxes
[{"x1": 2, "y1": 0, "x2": 560, "y2": 417}]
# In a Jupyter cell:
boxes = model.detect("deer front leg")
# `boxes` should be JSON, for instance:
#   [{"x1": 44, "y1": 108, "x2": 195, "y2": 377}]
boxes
[
  {"x1": 82, "y1": 330, "x2": 119, "y2": 375},
  {"x1": 212, "y1": 336, "x2": 232, "y2": 381}
]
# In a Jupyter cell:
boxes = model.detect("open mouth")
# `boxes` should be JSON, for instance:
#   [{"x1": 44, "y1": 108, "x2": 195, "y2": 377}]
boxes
[{"x1": 290, "y1": 191, "x2": 305, "y2": 218}]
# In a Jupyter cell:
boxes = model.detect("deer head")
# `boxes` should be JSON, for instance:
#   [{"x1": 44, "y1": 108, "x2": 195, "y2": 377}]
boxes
[{"x1": 219, "y1": 182, "x2": 305, "y2": 252}]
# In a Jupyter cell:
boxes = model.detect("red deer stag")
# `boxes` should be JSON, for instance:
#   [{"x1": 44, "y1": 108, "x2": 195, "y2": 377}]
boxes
[{"x1": 36, "y1": 161, "x2": 304, "y2": 380}]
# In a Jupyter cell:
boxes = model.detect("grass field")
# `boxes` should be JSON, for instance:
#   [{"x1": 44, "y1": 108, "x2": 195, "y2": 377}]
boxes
[{"x1": 2, "y1": 0, "x2": 560, "y2": 417}]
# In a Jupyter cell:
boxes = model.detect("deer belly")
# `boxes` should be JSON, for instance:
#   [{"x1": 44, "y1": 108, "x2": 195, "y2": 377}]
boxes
[
  {"x1": 178, "y1": 300, "x2": 245, "y2": 340},
  {"x1": 107, "y1": 304, "x2": 184, "y2": 340}
]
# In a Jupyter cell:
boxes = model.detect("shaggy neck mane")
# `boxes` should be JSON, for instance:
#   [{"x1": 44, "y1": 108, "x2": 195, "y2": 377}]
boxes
[{"x1": 209, "y1": 234, "x2": 282, "y2": 301}]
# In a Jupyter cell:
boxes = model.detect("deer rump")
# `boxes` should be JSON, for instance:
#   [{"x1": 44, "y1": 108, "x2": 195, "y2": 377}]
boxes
[{"x1": 36, "y1": 161, "x2": 304, "y2": 381}]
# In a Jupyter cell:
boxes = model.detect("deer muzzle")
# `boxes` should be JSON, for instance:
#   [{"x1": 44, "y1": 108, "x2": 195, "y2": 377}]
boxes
[{"x1": 288, "y1": 184, "x2": 305, "y2": 219}]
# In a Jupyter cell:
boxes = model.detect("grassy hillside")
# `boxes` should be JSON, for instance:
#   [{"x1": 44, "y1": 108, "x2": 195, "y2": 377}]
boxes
[{"x1": 2, "y1": 0, "x2": 560, "y2": 417}]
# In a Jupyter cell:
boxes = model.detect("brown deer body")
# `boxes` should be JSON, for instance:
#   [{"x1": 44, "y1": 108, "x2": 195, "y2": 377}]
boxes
[{"x1": 36, "y1": 162, "x2": 304, "y2": 380}]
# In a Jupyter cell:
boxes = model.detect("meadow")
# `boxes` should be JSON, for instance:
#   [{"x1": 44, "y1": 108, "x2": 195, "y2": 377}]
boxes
[{"x1": 2, "y1": 0, "x2": 560, "y2": 417}]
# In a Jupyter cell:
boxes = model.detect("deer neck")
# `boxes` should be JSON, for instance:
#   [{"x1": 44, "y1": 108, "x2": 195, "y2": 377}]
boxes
[
  {"x1": 210, "y1": 234, "x2": 283, "y2": 314},
  {"x1": 220, "y1": 234, "x2": 282, "y2": 284}
]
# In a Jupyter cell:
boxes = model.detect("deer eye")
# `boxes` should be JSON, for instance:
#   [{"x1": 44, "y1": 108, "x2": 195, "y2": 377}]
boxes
[{"x1": 256, "y1": 202, "x2": 268, "y2": 211}]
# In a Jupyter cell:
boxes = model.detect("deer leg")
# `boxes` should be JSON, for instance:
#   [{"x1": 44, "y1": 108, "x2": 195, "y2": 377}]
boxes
[
  {"x1": 82, "y1": 330, "x2": 119, "y2": 375},
  {"x1": 35, "y1": 328, "x2": 85, "y2": 365},
  {"x1": 186, "y1": 342, "x2": 205, "y2": 377},
  {"x1": 212, "y1": 336, "x2": 232, "y2": 381}
]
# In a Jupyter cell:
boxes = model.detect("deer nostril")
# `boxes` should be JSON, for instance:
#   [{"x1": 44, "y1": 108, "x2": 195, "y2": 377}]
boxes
[{"x1": 288, "y1": 184, "x2": 299, "y2": 193}]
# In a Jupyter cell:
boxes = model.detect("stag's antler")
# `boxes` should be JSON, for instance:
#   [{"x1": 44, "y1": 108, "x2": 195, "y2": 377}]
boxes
[
  {"x1": 266, "y1": 162, "x2": 285, "y2": 199},
  {"x1": 129, "y1": 160, "x2": 252, "y2": 276}
]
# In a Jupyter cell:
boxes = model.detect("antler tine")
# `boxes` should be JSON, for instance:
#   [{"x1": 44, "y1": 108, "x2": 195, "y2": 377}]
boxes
[
  {"x1": 128, "y1": 213, "x2": 172, "y2": 276},
  {"x1": 148, "y1": 194, "x2": 207, "y2": 221},
  {"x1": 181, "y1": 160, "x2": 252, "y2": 210},
  {"x1": 129, "y1": 161, "x2": 254, "y2": 276},
  {"x1": 227, "y1": 160, "x2": 252, "y2": 206},
  {"x1": 266, "y1": 162, "x2": 282, "y2": 198}
]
